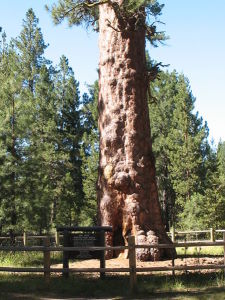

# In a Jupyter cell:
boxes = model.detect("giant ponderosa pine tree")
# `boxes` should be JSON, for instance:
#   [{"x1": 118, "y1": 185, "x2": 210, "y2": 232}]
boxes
[{"x1": 48, "y1": 0, "x2": 174, "y2": 260}]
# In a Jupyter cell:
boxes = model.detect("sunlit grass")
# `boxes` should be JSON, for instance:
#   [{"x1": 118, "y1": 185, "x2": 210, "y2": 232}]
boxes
[
  {"x1": 176, "y1": 246, "x2": 224, "y2": 256},
  {"x1": 0, "y1": 251, "x2": 62, "y2": 267}
]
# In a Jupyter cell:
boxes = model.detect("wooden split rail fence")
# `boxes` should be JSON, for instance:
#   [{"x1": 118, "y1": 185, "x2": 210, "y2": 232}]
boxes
[
  {"x1": 1, "y1": 234, "x2": 225, "y2": 292},
  {"x1": 0, "y1": 232, "x2": 61, "y2": 246},
  {"x1": 0, "y1": 228, "x2": 224, "y2": 246},
  {"x1": 169, "y1": 228, "x2": 225, "y2": 243}
]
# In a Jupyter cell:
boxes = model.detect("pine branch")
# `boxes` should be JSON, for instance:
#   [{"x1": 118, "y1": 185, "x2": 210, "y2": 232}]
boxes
[
  {"x1": 47, "y1": 0, "x2": 166, "y2": 45},
  {"x1": 147, "y1": 62, "x2": 169, "y2": 103},
  {"x1": 46, "y1": 0, "x2": 110, "y2": 25},
  {"x1": 84, "y1": 0, "x2": 109, "y2": 8}
]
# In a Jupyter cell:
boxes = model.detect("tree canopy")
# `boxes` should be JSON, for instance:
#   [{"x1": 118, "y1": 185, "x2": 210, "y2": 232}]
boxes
[{"x1": 47, "y1": 0, "x2": 166, "y2": 46}]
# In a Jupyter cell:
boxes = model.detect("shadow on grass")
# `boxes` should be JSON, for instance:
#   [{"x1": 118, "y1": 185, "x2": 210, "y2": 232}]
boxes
[
  {"x1": 146, "y1": 287, "x2": 225, "y2": 300},
  {"x1": 0, "y1": 272, "x2": 225, "y2": 299}
]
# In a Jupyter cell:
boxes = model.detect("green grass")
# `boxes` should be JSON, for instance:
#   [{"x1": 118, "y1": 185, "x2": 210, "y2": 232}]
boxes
[
  {"x1": 0, "y1": 247, "x2": 225, "y2": 299},
  {"x1": 1, "y1": 246, "x2": 222, "y2": 269},
  {"x1": 0, "y1": 272, "x2": 225, "y2": 299},
  {"x1": 0, "y1": 251, "x2": 62, "y2": 267},
  {"x1": 176, "y1": 246, "x2": 224, "y2": 256}
]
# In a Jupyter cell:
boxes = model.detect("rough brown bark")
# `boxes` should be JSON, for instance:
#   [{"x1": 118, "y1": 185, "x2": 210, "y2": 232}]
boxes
[{"x1": 98, "y1": 2, "x2": 175, "y2": 261}]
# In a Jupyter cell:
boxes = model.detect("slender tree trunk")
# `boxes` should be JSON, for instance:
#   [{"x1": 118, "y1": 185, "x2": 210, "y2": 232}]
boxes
[{"x1": 98, "y1": 3, "x2": 175, "y2": 260}]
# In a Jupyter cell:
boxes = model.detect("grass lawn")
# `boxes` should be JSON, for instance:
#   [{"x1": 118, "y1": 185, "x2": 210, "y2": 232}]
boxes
[
  {"x1": 176, "y1": 246, "x2": 224, "y2": 257},
  {"x1": 0, "y1": 245, "x2": 223, "y2": 268},
  {"x1": 0, "y1": 251, "x2": 62, "y2": 267},
  {"x1": 0, "y1": 248, "x2": 225, "y2": 299},
  {"x1": 0, "y1": 272, "x2": 225, "y2": 299}
]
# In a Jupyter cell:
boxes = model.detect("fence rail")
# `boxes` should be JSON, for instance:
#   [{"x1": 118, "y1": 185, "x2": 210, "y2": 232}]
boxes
[
  {"x1": 1, "y1": 233, "x2": 225, "y2": 292},
  {"x1": 169, "y1": 228, "x2": 225, "y2": 243},
  {"x1": 1, "y1": 241, "x2": 225, "y2": 252},
  {"x1": 0, "y1": 228, "x2": 224, "y2": 246}
]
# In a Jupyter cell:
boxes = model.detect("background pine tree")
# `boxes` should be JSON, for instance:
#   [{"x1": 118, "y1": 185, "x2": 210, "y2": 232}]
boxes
[
  {"x1": 53, "y1": 55, "x2": 84, "y2": 227},
  {"x1": 80, "y1": 81, "x2": 99, "y2": 225},
  {"x1": 0, "y1": 32, "x2": 24, "y2": 236},
  {"x1": 149, "y1": 70, "x2": 211, "y2": 229}
]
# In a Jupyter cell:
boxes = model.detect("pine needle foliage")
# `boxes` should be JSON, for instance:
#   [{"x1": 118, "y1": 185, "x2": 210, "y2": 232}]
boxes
[{"x1": 47, "y1": 0, "x2": 166, "y2": 46}]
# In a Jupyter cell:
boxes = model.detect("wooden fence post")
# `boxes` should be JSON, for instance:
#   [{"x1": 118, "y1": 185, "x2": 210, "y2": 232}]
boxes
[
  {"x1": 100, "y1": 230, "x2": 106, "y2": 279},
  {"x1": 171, "y1": 227, "x2": 175, "y2": 243},
  {"x1": 171, "y1": 227, "x2": 175, "y2": 276},
  {"x1": 210, "y1": 228, "x2": 215, "y2": 242},
  {"x1": 128, "y1": 235, "x2": 137, "y2": 293},
  {"x1": 44, "y1": 236, "x2": 51, "y2": 284},
  {"x1": 172, "y1": 250, "x2": 175, "y2": 277},
  {"x1": 55, "y1": 230, "x2": 59, "y2": 246},
  {"x1": 63, "y1": 230, "x2": 69, "y2": 278},
  {"x1": 23, "y1": 232, "x2": 27, "y2": 246}
]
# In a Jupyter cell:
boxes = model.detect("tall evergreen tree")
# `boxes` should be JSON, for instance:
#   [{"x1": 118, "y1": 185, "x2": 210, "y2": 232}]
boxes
[
  {"x1": 80, "y1": 81, "x2": 99, "y2": 225},
  {"x1": 150, "y1": 70, "x2": 210, "y2": 228},
  {"x1": 0, "y1": 32, "x2": 23, "y2": 235},
  {"x1": 48, "y1": 0, "x2": 175, "y2": 261},
  {"x1": 202, "y1": 141, "x2": 225, "y2": 229},
  {"x1": 149, "y1": 70, "x2": 177, "y2": 230},
  {"x1": 217, "y1": 141, "x2": 225, "y2": 181},
  {"x1": 21, "y1": 65, "x2": 57, "y2": 232},
  {"x1": 15, "y1": 8, "x2": 48, "y2": 93},
  {"x1": 0, "y1": 10, "x2": 85, "y2": 233},
  {"x1": 167, "y1": 74, "x2": 208, "y2": 220},
  {"x1": 12, "y1": 9, "x2": 53, "y2": 233},
  {"x1": 53, "y1": 55, "x2": 84, "y2": 226}
]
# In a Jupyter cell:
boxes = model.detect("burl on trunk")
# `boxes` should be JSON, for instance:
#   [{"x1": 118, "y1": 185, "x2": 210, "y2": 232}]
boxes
[{"x1": 98, "y1": 2, "x2": 175, "y2": 261}]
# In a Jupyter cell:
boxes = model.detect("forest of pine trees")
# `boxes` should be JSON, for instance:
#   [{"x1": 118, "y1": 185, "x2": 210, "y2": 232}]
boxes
[{"x1": 0, "y1": 9, "x2": 225, "y2": 235}]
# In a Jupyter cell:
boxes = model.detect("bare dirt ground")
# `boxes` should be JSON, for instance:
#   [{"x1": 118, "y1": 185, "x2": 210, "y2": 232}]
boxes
[{"x1": 53, "y1": 256, "x2": 224, "y2": 275}]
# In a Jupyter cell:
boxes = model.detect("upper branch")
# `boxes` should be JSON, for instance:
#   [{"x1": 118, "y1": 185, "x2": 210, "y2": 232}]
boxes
[
  {"x1": 46, "y1": 0, "x2": 110, "y2": 26},
  {"x1": 84, "y1": 0, "x2": 109, "y2": 8},
  {"x1": 47, "y1": 0, "x2": 167, "y2": 46}
]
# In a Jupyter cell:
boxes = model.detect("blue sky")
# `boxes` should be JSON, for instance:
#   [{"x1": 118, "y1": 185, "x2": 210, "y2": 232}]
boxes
[{"x1": 1, "y1": 0, "x2": 225, "y2": 144}]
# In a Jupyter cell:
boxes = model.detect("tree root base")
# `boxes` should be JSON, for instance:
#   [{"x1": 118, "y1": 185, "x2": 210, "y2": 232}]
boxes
[{"x1": 105, "y1": 229, "x2": 176, "y2": 261}]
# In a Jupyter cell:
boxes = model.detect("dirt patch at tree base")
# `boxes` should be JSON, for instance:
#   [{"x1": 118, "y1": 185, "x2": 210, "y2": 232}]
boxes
[{"x1": 53, "y1": 257, "x2": 224, "y2": 276}]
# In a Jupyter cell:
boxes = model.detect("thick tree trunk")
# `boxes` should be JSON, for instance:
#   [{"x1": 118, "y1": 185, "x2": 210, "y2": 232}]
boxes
[{"x1": 98, "y1": 3, "x2": 175, "y2": 261}]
